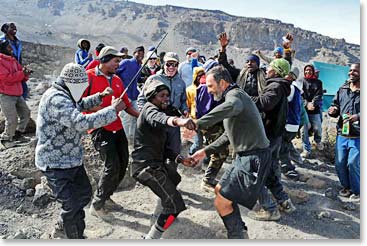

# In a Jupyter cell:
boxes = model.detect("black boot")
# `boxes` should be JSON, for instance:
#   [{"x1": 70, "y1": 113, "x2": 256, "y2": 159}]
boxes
[{"x1": 220, "y1": 203, "x2": 248, "y2": 239}]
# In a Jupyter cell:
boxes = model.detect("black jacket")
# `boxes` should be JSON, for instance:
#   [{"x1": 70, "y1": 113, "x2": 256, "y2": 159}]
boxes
[
  {"x1": 301, "y1": 77, "x2": 323, "y2": 114},
  {"x1": 252, "y1": 77, "x2": 291, "y2": 139},
  {"x1": 328, "y1": 83, "x2": 360, "y2": 137}
]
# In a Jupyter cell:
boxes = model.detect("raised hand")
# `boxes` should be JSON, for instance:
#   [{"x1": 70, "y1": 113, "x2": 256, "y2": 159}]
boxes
[{"x1": 218, "y1": 32, "x2": 230, "y2": 49}]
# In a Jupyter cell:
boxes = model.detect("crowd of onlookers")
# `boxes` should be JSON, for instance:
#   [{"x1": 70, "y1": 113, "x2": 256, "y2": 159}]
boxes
[{"x1": 0, "y1": 22, "x2": 360, "y2": 240}]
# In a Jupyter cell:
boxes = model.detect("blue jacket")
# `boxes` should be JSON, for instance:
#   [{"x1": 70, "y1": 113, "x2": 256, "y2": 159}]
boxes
[
  {"x1": 116, "y1": 57, "x2": 141, "y2": 100},
  {"x1": 285, "y1": 82, "x2": 302, "y2": 132},
  {"x1": 75, "y1": 48, "x2": 92, "y2": 68},
  {"x1": 0, "y1": 34, "x2": 28, "y2": 99}
]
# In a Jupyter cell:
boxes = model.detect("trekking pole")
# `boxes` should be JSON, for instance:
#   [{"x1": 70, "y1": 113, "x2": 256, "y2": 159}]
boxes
[{"x1": 119, "y1": 32, "x2": 168, "y2": 99}]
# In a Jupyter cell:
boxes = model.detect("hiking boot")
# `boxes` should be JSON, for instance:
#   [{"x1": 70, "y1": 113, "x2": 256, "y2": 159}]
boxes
[
  {"x1": 201, "y1": 179, "x2": 217, "y2": 193},
  {"x1": 290, "y1": 151, "x2": 303, "y2": 164},
  {"x1": 89, "y1": 205, "x2": 114, "y2": 222},
  {"x1": 316, "y1": 142, "x2": 324, "y2": 151},
  {"x1": 301, "y1": 150, "x2": 311, "y2": 159},
  {"x1": 279, "y1": 199, "x2": 296, "y2": 214},
  {"x1": 13, "y1": 131, "x2": 31, "y2": 142},
  {"x1": 247, "y1": 208, "x2": 281, "y2": 221},
  {"x1": 349, "y1": 194, "x2": 360, "y2": 203},
  {"x1": 284, "y1": 170, "x2": 299, "y2": 180},
  {"x1": 338, "y1": 188, "x2": 351, "y2": 197},
  {"x1": 0, "y1": 139, "x2": 16, "y2": 150},
  {"x1": 104, "y1": 198, "x2": 123, "y2": 211}
]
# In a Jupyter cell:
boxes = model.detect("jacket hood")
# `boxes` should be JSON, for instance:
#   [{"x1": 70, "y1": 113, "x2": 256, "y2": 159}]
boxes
[
  {"x1": 144, "y1": 79, "x2": 170, "y2": 101},
  {"x1": 192, "y1": 67, "x2": 205, "y2": 85},
  {"x1": 303, "y1": 64, "x2": 315, "y2": 75},
  {"x1": 292, "y1": 80, "x2": 303, "y2": 93},
  {"x1": 266, "y1": 77, "x2": 292, "y2": 95},
  {"x1": 77, "y1": 39, "x2": 90, "y2": 50}
]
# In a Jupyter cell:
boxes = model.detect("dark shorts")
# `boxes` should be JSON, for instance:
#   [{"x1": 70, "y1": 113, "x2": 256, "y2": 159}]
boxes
[
  {"x1": 219, "y1": 148, "x2": 271, "y2": 209},
  {"x1": 133, "y1": 164, "x2": 186, "y2": 215}
]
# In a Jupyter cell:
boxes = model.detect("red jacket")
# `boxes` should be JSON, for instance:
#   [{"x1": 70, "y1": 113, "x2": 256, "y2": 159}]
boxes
[
  {"x1": 0, "y1": 53, "x2": 28, "y2": 96},
  {"x1": 83, "y1": 67, "x2": 131, "y2": 132}
]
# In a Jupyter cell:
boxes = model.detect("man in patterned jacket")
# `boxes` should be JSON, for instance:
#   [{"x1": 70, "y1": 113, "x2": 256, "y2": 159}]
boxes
[{"x1": 35, "y1": 63, "x2": 127, "y2": 239}]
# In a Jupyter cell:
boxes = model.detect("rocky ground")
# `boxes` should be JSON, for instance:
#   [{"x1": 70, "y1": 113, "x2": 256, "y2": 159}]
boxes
[{"x1": 0, "y1": 79, "x2": 360, "y2": 240}]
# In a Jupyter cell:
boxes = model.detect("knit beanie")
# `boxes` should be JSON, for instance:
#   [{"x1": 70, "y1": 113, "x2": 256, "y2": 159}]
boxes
[
  {"x1": 246, "y1": 54, "x2": 260, "y2": 67},
  {"x1": 144, "y1": 80, "x2": 170, "y2": 101},
  {"x1": 59, "y1": 63, "x2": 89, "y2": 102},
  {"x1": 269, "y1": 58, "x2": 290, "y2": 77},
  {"x1": 203, "y1": 59, "x2": 219, "y2": 73},
  {"x1": 274, "y1": 47, "x2": 284, "y2": 56}
]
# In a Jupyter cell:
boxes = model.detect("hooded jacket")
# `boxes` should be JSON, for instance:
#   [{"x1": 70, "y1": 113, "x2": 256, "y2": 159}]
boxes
[
  {"x1": 252, "y1": 77, "x2": 291, "y2": 139},
  {"x1": 186, "y1": 67, "x2": 204, "y2": 119},
  {"x1": 35, "y1": 79, "x2": 117, "y2": 171},
  {"x1": 0, "y1": 53, "x2": 28, "y2": 96},
  {"x1": 132, "y1": 80, "x2": 178, "y2": 175},
  {"x1": 301, "y1": 64, "x2": 323, "y2": 114},
  {"x1": 75, "y1": 39, "x2": 93, "y2": 68},
  {"x1": 137, "y1": 70, "x2": 188, "y2": 114}
]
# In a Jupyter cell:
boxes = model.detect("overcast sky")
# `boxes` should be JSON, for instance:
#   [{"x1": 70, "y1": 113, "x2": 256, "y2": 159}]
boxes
[{"x1": 131, "y1": 0, "x2": 360, "y2": 45}]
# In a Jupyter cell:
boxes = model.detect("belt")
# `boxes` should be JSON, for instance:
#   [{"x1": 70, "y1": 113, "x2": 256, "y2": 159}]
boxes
[{"x1": 237, "y1": 148, "x2": 269, "y2": 157}]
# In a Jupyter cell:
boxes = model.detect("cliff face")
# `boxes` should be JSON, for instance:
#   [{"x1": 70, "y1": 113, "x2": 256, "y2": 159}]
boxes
[{"x1": 2, "y1": 0, "x2": 359, "y2": 75}]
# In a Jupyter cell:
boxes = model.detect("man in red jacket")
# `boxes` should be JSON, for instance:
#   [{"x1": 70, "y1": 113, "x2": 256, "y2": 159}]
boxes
[
  {"x1": 82, "y1": 46, "x2": 140, "y2": 221},
  {"x1": 0, "y1": 40, "x2": 32, "y2": 149}
]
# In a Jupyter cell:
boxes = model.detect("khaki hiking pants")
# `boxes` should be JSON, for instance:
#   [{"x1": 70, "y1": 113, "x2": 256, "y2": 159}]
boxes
[{"x1": 0, "y1": 94, "x2": 30, "y2": 140}]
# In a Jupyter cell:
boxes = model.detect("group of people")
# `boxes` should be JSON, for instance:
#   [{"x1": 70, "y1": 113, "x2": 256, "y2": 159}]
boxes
[{"x1": 0, "y1": 22, "x2": 360, "y2": 240}]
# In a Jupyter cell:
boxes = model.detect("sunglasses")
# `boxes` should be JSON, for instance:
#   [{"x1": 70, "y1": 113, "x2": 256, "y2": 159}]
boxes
[
  {"x1": 166, "y1": 62, "x2": 178, "y2": 68},
  {"x1": 149, "y1": 58, "x2": 157, "y2": 60}
]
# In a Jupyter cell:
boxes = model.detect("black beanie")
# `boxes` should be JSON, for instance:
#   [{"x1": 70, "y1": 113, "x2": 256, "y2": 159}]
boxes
[{"x1": 134, "y1": 46, "x2": 145, "y2": 54}]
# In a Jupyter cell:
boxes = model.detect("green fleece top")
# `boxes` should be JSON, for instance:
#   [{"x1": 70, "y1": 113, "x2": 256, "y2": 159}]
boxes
[{"x1": 197, "y1": 87, "x2": 269, "y2": 156}]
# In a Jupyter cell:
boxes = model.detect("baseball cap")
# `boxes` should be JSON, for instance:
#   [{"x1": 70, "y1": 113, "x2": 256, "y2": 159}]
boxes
[
  {"x1": 163, "y1": 52, "x2": 179, "y2": 63},
  {"x1": 98, "y1": 46, "x2": 124, "y2": 59}
]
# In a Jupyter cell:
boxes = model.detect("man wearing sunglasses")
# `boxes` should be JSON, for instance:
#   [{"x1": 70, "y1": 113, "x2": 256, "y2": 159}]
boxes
[{"x1": 178, "y1": 47, "x2": 203, "y2": 88}]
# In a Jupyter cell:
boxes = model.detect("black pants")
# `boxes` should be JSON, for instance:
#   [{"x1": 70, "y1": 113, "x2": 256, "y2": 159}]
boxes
[
  {"x1": 133, "y1": 164, "x2": 186, "y2": 215},
  {"x1": 91, "y1": 128, "x2": 129, "y2": 210},
  {"x1": 279, "y1": 131, "x2": 297, "y2": 172},
  {"x1": 43, "y1": 165, "x2": 92, "y2": 239}
]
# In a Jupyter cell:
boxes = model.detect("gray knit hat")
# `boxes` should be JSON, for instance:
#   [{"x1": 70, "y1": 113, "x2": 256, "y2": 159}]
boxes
[{"x1": 59, "y1": 63, "x2": 89, "y2": 101}]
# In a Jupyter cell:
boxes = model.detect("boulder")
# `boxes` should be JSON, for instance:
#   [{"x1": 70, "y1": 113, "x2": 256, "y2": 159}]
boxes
[
  {"x1": 306, "y1": 177, "x2": 327, "y2": 189},
  {"x1": 287, "y1": 189, "x2": 310, "y2": 204}
]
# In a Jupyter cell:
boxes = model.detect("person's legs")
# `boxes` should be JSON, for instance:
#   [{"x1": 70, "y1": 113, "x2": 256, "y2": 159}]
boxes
[
  {"x1": 301, "y1": 125, "x2": 312, "y2": 154},
  {"x1": 0, "y1": 94, "x2": 18, "y2": 140},
  {"x1": 91, "y1": 130, "x2": 121, "y2": 210},
  {"x1": 15, "y1": 96, "x2": 31, "y2": 133},
  {"x1": 335, "y1": 135, "x2": 350, "y2": 191},
  {"x1": 134, "y1": 165, "x2": 186, "y2": 239},
  {"x1": 347, "y1": 138, "x2": 360, "y2": 195},
  {"x1": 279, "y1": 131, "x2": 297, "y2": 173},
  {"x1": 189, "y1": 131, "x2": 203, "y2": 155},
  {"x1": 214, "y1": 185, "x2": 248, "y2": 239},
  {"x1": 309, "y1": 114, "x2": 322, "y2": 144},
  {"x1": 44, "y1": 166, "x2": 91, "y2": 239}
]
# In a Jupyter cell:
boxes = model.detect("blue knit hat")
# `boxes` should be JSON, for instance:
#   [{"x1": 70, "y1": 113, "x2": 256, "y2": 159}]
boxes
[
  {"x1": 274, "y1": 47, "x2": 284, "y2": 56},
  {"x1": 246, "y1": 54, "x2": 260, "y2": 67}
]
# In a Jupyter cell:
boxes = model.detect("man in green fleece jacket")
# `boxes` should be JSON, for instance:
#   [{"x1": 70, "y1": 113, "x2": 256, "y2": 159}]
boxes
[{"x1": 191, "y1": 65, "x2": 271, "y2": 239}]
